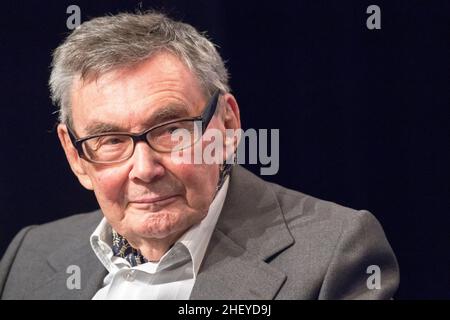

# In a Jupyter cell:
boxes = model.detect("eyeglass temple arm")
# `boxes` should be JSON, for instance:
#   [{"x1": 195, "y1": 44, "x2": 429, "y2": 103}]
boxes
[
  {"x1": 201, "y1": 90, "x2": 220, "y2": 133},
  {"x1": 65, "y1": 125, "x2": 85, "y2": 156}
]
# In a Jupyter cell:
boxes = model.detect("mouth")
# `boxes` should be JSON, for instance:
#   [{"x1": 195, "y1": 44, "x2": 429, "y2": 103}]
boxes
[{"x1": 128, "y1": 195, "x2": 179, "y2": 210}]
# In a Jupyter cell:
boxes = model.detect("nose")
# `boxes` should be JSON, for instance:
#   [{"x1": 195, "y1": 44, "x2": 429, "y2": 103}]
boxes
[{"x1": 128, "y1": 141, "x2": 165, "y2": 183}]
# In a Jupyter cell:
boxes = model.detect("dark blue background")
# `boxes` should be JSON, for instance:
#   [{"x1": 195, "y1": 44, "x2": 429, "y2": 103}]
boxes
[{"x1": 0, "y1": 0, "x2": 448, "y2": 299}]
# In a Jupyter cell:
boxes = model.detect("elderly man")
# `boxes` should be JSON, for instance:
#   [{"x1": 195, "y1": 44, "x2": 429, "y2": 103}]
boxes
[{"x1": 0, "y1": 11, "x2": 399, "y2": 300}]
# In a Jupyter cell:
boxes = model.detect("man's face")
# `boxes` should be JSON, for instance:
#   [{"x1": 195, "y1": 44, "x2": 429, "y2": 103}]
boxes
[{"x1": 57, "y1": 52, "x2": 240, "y2": 246}]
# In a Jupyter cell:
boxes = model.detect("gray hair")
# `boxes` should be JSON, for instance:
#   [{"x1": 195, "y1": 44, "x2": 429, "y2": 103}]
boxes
[{"x1": 49, "y1": 11, "x2": 230, "y2": 126}]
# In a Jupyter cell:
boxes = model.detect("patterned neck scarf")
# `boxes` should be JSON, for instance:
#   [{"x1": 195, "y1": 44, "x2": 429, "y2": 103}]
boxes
[
  {"x1": 111, "y1": 230, "x2": 148, "y2": 266},
  {"x1": 111, "y1": 163, "x2": 233, "y2": 267}
]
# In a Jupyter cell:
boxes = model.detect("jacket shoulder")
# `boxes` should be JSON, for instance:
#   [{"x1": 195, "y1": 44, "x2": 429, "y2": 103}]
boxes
[
  {"x1": 268, "y1": 182, "x2": 367, "y2": 227},
  {"x1": 0, "y1": 210, "x2": 103, "y2": 299},
  {"x1": 12, "y1": 210, "x2": 102, "y2": 256}
]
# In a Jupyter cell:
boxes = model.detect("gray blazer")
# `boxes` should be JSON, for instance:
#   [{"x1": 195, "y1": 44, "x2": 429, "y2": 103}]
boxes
[{"x1": 0, "y1": 166, "x2": 399, "y2": 299}]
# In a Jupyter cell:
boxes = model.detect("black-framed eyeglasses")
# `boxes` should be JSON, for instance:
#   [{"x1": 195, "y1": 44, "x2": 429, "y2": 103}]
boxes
[{"x1": 66, "y1": 89, "x2": 220, "y2": 164}]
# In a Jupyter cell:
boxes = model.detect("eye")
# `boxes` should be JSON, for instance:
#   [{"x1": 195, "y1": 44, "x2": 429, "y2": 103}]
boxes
[
  {"x1": 94, "y1": 135, "x2": 129, "y2": 149},
  {"x1": 165, "y1": 124, "x2": 184, "y2": 134},
  {"x1": 102, "y1": 136, "x2": 125, "y2": 145}
]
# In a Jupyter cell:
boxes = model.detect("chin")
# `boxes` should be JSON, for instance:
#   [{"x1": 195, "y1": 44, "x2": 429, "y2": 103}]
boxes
[{"x1": 132, "y1": 211, "x2": 187, "y2": 239}]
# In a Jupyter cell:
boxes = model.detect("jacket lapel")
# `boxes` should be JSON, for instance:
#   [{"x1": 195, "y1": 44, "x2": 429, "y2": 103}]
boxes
[
  {"x1": 191, "y1": 166, "x2": 294, "y2": 299},
  {"x1": 25, "y1": 248, "x2": 107, "y2": 300},
  {"x1": 25, "y1": 212, "x2": 107, "y2": 300}
]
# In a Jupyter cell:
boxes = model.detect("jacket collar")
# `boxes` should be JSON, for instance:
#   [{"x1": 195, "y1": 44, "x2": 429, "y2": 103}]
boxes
[{"x1": 190, "y1": 166, "x2": 294, "y2": 299}]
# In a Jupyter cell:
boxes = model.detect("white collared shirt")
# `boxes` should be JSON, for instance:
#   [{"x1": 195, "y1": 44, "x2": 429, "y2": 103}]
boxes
[{"x1": 90, "y1": 177, "x2": 229, "y2": 300}]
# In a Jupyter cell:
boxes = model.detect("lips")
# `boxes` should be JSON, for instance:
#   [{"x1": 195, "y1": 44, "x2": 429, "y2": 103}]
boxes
[{"x1": 129, "y1": 194, "x2": 179, "y2": 209}]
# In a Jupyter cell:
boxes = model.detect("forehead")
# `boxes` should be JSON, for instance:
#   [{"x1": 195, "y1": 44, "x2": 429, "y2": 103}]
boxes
[{"x1": 70, "y1": 52, "x2": 206, "y2": 134}]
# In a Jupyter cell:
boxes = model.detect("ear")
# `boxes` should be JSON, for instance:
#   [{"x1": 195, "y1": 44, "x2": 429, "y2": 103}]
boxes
[
  {"x1": 57, "y1": 124, "x2": 94, "y2": 190},
  {"x1": 219, "y1": 93, "x2": 241, "y2": 162}
]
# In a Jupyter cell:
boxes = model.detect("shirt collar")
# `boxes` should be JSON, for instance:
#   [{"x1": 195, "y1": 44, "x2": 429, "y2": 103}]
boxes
[
  {"x1": 90, "y1": 176, "x2": 229, "y2": 278},
  {"x1": 177, "y1": 176, "x2": 229, "y2": 277}
]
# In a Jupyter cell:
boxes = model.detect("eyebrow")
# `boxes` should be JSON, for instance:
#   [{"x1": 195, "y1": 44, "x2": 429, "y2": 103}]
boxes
[{"x1": 83, "y1": 104, "x2": 192, "y2": 136}]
